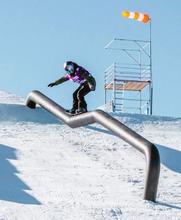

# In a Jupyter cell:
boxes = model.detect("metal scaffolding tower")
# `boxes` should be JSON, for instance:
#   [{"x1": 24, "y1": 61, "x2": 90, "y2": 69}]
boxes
[{"x1": 104, "y1": 37, "x2": 153, "y2": 115}]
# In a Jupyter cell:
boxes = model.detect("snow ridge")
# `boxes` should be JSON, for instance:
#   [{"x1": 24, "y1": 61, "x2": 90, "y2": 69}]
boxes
[
  {"x1": 0, "y1": 92, "x2": 180, "y2": 220},
  {"x1": 0, "y1": 90, "x2": 24, "y2": 104}
]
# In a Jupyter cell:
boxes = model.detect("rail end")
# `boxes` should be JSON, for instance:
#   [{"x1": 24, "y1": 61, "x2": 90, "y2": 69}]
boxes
[
  {"x1": 144, "y1": 143, "x2": 160, "y2": 202},
  {"x1": 25, "y1": 90, "x2": 41, "y2": 109},
  {"x1": 26, "y1": 99, "x2": 36, "y2": 109}
]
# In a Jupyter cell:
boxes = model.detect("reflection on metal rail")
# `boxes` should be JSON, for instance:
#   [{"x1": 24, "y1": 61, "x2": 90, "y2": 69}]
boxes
[{"x1": 26, "y1": 90, "x2": 160, "y2": 202}]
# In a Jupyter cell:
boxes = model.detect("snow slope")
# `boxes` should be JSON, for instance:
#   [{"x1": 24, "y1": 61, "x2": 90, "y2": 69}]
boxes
[
  {"x1": 0, "y1": 90, "x2": 24, "y2": 104},
  {"x1": 0, "y1": 92, "x2": 181, "y2": 220}
]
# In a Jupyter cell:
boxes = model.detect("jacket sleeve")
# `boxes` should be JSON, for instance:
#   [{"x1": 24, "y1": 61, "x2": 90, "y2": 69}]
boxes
[{"x1": 54, "y1": 75, "x2": 69, "y2": 85}]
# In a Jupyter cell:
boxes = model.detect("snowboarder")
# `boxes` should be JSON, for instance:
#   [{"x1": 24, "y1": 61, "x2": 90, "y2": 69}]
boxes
[{"x1": 48, "y1": 61, "x2": 96, "y2": 114}]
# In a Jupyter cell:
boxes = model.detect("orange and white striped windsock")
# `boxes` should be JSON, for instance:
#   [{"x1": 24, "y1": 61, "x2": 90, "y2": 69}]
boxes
[{"x1": 122, "y1": 11, "x2": 150, "y2": 24}]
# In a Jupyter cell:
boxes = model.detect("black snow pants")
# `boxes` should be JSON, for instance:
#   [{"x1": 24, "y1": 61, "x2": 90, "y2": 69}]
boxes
[{"x1": 72, "y1": 82, "x2": 91, "y2": 111}]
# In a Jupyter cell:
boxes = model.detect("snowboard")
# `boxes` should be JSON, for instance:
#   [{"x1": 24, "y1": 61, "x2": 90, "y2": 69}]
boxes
[{"x1": 65, "y1": 110, "x2": 87, "y2": 116}]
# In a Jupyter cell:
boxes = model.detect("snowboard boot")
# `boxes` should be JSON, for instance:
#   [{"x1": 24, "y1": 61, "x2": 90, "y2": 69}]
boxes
[
  {"x1": 66, "y1": 108, "x2": 76, "y2": 114},
  {"x1": 76, "y1": 107, "x2": 87, "y2": 114}
]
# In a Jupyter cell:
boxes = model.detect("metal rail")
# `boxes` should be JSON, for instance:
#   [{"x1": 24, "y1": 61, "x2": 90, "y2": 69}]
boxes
[{"x1": 26, "y1": 90, "x2": 160, "y2": 202}]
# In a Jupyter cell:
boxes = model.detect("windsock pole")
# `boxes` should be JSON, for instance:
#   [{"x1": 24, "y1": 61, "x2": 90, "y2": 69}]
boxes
[
  {"x1": 149, "y1": 18, "x2": 153, "y2": 115},
  {"x1": 122, "y1": 10, "x2": 153, "y2": 115}
]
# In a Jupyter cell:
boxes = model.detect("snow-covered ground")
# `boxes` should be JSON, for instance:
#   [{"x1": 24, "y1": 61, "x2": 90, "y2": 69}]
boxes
[
  {"x1": 0, "y1": 90, "x2": 24, "y2": 104},
  {"x1": 0, "y1": 91, "x2": 181, "y2": 220}
]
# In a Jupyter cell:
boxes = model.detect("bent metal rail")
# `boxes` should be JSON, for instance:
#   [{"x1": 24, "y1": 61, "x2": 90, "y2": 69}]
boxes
[{"x1": 26, "y1": 90, "x2": 160, "y2": 202}]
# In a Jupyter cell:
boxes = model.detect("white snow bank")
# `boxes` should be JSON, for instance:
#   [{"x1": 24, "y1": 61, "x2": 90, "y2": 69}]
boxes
[
  {"x1": 0, "y1": 90, "x2": 59, "y2": 123},
  {"x1": 0, "y1": 96, "x2": 180, "y2": 219},
  {"x1": 0, "y1": 90, "x2": 24, "y2": 104},
  {"x1": 0, "y1": 103, "x2": 59, "y2": 124}
]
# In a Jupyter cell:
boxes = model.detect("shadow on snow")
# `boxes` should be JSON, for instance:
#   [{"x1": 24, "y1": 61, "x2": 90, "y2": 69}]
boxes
[
  {"x1": 86, "y1": 125, "x2": 181, "y2": 209},
  {"x1": 156, "y1": 144, "x2": 181, "y2": 174},
  {"x1": 0, "y1": 144, "x2": 41, "y2": 205},
  {"x1": 86, "y1": 125, "x2": 181, "y2": 174}
]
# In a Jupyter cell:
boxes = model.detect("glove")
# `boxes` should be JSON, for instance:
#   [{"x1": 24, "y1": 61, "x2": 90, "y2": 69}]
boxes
[{"x1": 48, "y1": 82, "x2": 56, "y2": 87}]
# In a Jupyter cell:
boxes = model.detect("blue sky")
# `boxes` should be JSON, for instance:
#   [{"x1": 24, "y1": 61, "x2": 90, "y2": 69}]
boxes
[{"x1": 0, "y1": 0, "x2": 181, "y2": 117}]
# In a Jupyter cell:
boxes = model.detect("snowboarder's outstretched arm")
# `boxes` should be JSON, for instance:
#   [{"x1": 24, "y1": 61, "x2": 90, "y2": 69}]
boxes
[{"x1": 48, "y1": 75, "x2": 68, "y2": 87}]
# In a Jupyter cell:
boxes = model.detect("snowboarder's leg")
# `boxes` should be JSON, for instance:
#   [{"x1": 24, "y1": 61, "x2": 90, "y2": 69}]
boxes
[
  {"x1": 71, "y1": 85, "x2": 82, "y2": 113},
  {"x1": 77, "y1": 83, "x2": 91, "y2": 113}
]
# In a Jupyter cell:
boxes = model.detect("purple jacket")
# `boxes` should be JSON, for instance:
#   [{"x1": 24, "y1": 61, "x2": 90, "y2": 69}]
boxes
[{"x1": 65, "y1": 67, "x2": 91, "y2": 84}]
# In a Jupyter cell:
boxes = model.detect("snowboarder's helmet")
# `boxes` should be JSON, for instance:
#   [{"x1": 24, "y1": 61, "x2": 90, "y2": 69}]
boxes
[{"x1": 63, "y1": 61, "x2": 75, "y2": 74}]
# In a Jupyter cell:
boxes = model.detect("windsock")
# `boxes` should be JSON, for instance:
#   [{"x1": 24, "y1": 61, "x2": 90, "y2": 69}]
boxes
[{"x1": 122, "y1": 11, "x2": 150, "y2": 24}]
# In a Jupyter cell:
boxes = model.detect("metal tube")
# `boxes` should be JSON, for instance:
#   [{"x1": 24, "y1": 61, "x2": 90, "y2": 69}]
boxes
[{"x1": 26, "y1": 90, "x2": 160, "y2": 202}]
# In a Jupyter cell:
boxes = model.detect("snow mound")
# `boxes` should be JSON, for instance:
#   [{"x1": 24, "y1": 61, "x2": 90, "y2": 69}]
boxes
[
  {"x1": 0, "y1": 103, "x2": 59, "y2": 124},
  {"x1": 0, "y1": 90, "x2": 59, "y2": 123},
  {"x1": 0, "y1": 90, "x2": 25, "y2": 104},
  {"x1": 0, "y1": 92, "x2": 180, "y2": 219}
]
